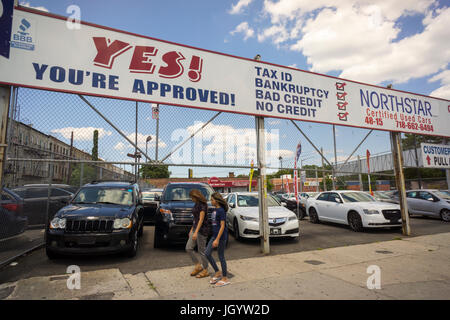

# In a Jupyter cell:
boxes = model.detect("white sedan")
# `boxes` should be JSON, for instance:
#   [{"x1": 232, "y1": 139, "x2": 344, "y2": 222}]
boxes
[
  {"x1": 306, "y1": 191, "x2": 402, "y2": 232},
  {"x1": 226, "y1": 192, "x2": 299, "y2": 240}
]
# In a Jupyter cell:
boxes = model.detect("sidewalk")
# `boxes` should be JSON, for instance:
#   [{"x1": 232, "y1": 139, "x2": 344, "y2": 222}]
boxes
[{"x1": 1, "y1": 232, "x2": 450, "y2": 300}]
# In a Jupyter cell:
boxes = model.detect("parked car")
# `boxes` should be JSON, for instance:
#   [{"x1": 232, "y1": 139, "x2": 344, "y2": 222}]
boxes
[
  {"x1": 154, "y1": 182, "x2": 215, "y2": 248},
  {"x1": 369, "y1": 191, "x2": 399, "y2": 204},
  {"x1": 306, "y1": 191, "x2": 402, "y2": 232},
  {"x1": 45, "y1": 181, "x2": 145, "y2": 258},
  {"x1": 0, "y1": 188, "x2": 28, "y2": 240},
  {"x1": 142, "y1": 188, "x2": 163, "y2": 224},
  {"x1": 12, "y1": 186, "x2": 74, "y2": 226},
  {"x1": 226, "y1": 192, "x2": 299, "y2": 240},
  {"x1": 404, "y1": 190, "x2": 450, "y2": 221},
  {"x1": 24, "y1": 183, "x2": 78, "y2": 194}
]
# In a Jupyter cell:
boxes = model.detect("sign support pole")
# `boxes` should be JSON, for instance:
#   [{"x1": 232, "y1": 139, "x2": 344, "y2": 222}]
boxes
[
  {"x1": 390, "y1": 131, "x2": 411, "y2": 236},
  {"x1": 256, "y1": 116, "x2": 269, "y2": 254},
  {"x1": 0, "y1": 85, "x2": 11, "y2": 195}
]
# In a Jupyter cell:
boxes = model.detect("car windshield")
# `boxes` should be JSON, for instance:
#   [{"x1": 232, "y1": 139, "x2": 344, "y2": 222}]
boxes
[
  {"x1": 163, "y1": 186, "x2": 213, "y2": 201},
  {"x1": 142, "y1": 192, "x2": 161, "y2": 200},
  {"x1": 433, "y1": 191, "x2": 450, "y2": 200},
  {"x1": 341, "y1": 192, "x2": 376, "y2": 203},
  {"x1": 73, "y1": 187, "x2": 134, "y2": 206},
  {"x1": 237, "y1": 194, "x2": 280, "y2": 207},
  {"x1": 373, "y1": 192, "x2": 391, "y2": 200}
]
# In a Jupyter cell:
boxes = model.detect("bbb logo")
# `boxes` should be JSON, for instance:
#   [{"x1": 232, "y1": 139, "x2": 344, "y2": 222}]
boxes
[
  {"x1": 13, "y1": 18, "x2": 32, "y2": 43},
  {"x1": 10, "y1": 16, "x2": 35, "y2": 51}
]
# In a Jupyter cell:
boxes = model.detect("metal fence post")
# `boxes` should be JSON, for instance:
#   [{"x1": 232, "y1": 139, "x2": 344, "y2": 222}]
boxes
[
  {"x1": 0, "y1": 85, "x2": 11, "y2": 194},
  {"x1": 255, "y1": 116, "x2": 269, "y2": 254},
  {"x1": 80, "y1": 162, "x2": 84, "y2": 187},
  {"x1": 358, "y1": 155, "x2": 363, "y2": 191}
]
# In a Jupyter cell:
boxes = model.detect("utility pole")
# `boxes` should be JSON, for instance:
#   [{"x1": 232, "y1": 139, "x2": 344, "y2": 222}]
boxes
[
  {"x1": 321, "y1": 147, "x2": 327, "y2": 191},
  {"x1": 413, "y1": 134, "x2": 422, "y2": 189}
]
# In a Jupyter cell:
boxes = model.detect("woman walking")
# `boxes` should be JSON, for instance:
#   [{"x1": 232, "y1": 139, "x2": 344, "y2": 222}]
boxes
[
  {"x1": 205, "y1": 192, "x2": 230, "y2": 287},
  {"x1": 186, "y1": 189, "x2": 210, "y2": 278}
]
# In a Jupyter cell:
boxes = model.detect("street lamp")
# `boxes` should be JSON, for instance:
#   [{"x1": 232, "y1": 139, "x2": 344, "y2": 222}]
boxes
[{"x1": 145, "y1": 136, "x2": 152, "y2": 163}]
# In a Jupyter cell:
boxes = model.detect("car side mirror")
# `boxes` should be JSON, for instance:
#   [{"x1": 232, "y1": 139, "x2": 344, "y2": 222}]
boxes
[
  {"x1": 281, "y1": 202, "x2": 287, "y2": 207},
  {"x1": 336, "y1": 198, "x2": 343, "y2": 204},
  {"x1": 229, "y1": 203, "x2": 235, "y2": 208},
  {"x1": 154, "y1": 195, "x2": 161, "y2": 201},
  {"x1": 427, "y1": 197, "x2": 434, "y2": 202}
]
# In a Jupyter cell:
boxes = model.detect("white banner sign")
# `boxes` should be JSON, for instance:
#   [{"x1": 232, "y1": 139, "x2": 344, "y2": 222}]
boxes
[
  {"x1": 421, "y1": 143, "x2": 450, "y2": 168},
  {"x1": 1, "y1": 8, "x2": 450, "y2": 137}
]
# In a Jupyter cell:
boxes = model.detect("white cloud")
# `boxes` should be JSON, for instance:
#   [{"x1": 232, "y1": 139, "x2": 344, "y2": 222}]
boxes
[
  {"x1": 428, "y1": 69, "x2": 450, "y2": 99},
  {"x1": 230, "y1": 21, "x2": 255, "y2": 41},
  {"x1": 257, "y1": 0, "x2": 449, "y2": 86},
  {"x1": 181, "y1": 122, "x2": 293, "y2": 166},
  {"x1": 113, "y1": 133, "x2": 167, "y2": 154},
  {"x1": 51, "y1": 127, "x2": 112, "y2": 141},
  {"x1": 229, "y1": 0, "x2": 253, "y2": 15},
  {"x1": 20, "y1": 1, "x2": 49, "y2": 12}
]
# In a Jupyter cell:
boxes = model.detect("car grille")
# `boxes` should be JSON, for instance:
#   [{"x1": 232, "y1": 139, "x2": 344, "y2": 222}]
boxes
[
  {"x1": 382, "y1": 210, "x2": 401, "y2": 221},
  {"x1": 65, "y1": 219, "x2": 114, "y2": 233},
  {"x1": 268, "y1": 218, "x2": 287, "y2": 227},
  {"x1": 172, "y1": 210, "x2": 193, "y2": 225}
]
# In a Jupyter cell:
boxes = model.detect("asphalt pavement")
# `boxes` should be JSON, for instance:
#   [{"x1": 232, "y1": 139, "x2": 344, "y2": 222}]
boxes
[{"x1": 0, "y1": 215, "x2": 449, "y2": 284}]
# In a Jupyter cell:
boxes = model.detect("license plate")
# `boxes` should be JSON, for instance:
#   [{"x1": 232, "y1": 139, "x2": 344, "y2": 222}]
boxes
[
  {"x1": 270, "y1": 228, "x2": 281, "y2": 235},
  {"x1": 78, "y1": 237, "x2": 95, "y2": 245}
]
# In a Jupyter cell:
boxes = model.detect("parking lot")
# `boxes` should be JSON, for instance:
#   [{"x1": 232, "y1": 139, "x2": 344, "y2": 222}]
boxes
[{"x1": 1, "y1": 215, "x2": 448, "y2": 284}]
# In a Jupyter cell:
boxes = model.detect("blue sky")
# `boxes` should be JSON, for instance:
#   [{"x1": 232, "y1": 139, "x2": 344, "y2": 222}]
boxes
[{"x1": 15, "y1": 0, "x2": 450, "y2": 178}]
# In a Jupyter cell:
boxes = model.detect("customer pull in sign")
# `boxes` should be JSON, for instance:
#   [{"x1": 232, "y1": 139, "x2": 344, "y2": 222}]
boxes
[
  {"x1": 421, "y1": 143, "x2": 450, "y2": 169},
  {"x1": 0, "y1": 7, "x2": 449, "y2": 138}
]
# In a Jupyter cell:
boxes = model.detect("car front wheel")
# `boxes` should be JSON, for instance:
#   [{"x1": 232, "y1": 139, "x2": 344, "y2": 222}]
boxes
[
  {"x1": 309, "y1": 208, "x2": 320, "y2": 224},
  {"x1": 440, "y1": 209, "x2": 450, "y2": 222},
  {"x1": 126, "y1": 228, "x2": 139, "y2": 257},
  {"x1": 233, "y1": 219, "x2": 241, "y2": 241},
  {"x1": 348, "y1": 211, "x2": 364, "y2": 232}
]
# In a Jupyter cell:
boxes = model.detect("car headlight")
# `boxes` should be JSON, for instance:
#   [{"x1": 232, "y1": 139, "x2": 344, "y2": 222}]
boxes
[
  {"x1": 160, "y1": 208, "x2": 173, "y2": 221},
  {"x1": 50, "y1": 218, "x2": 66, "y2": 229},
  {"x1": 363, "y1": 209, "x2": 380, "y2": 215},
  {"x1": 114, "y1": 218, "x2": 132, "y2": 229},
  {"x1": 240, "y1": 215, "x2": 258, "y2": 221},
  {"x1": 288, "y1": 215, "x2": 297, "y2": 221}
]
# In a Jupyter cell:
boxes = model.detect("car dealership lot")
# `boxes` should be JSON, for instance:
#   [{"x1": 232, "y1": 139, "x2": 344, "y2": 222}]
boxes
[{"x1": 0, "y1": 216, "x2": 448, "y2": 284}]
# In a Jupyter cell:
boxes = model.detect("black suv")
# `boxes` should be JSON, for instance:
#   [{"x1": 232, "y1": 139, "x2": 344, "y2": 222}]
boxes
[
  {"x1": 154, "y1": 182, "x2": 214, "y2": 248},
  {"x1": 45, "y1": 181, "x2": 144, "y2": 258}
]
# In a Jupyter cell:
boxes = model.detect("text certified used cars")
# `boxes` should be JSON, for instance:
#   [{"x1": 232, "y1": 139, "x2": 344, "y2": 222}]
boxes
[
  {"x1": 226, "y1": 192, "x2": 299, "y2": 240},
  {"x1": 306, "y1": 191, "x2": 402, "y2": 232}
]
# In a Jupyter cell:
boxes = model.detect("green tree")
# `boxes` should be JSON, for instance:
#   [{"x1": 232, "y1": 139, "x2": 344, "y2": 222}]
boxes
[
  {"x1": 401, "y1": 133, "x2": 444, "y2": 150},
  {"x1": 140, "y1": 164, "x2": 170, "y2": 179},
  {"x1": 69, "y1": 164, "x2": 97, "y2": 185}
]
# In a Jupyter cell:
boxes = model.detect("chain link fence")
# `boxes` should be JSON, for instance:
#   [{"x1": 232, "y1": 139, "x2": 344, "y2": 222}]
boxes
[{"x1": 1, "y1": 86, "x2": 447, "y2": 267}]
